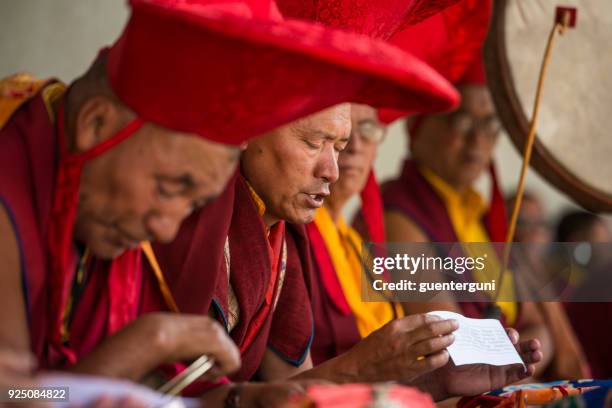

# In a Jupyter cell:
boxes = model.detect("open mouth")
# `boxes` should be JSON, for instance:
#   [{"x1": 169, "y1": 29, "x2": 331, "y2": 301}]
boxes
[{"x1": 304, "y1": 192, "x2": 327, "y2": 208}]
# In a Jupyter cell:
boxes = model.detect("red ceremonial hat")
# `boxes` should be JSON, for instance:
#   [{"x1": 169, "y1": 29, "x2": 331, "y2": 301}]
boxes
[
  {"x1": 393, "y1": 0, "x2": 507, "y2": 242},
  {"x1": 378, "y1": 0, "x2": 492, "y2": 124},
  {"x1": 278, "y1": 0, "x2": 464, "y2": 243},
  {"x1": 277, "y1": 0, "x2": 461, "y2": 40},
  {"x1": 106, "y1": 0, "x2": 461, "y2": 146}
]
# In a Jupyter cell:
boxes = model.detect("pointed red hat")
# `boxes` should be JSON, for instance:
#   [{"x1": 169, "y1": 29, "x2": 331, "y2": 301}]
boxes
[
  {"x1": 389, "y1": 0, "x2": 507, "y2": 242},
  {"x1": 106, "y1": 0, "x2": 461, "y2": 146},
  {"x1": 378, "y1": 0, "x2": 492, "y2": 123},
  {"x1": 277, "y1": 0, "x2": 461, "y2": 40}
]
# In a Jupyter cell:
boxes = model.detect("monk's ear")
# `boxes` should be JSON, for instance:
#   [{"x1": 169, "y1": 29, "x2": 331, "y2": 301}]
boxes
[
  {"x1": 239, "y1": 141, "x2": 248, "y2": 151},
  {"x1": 73, "y1": 96, "x2": 123, "y2": 153}
]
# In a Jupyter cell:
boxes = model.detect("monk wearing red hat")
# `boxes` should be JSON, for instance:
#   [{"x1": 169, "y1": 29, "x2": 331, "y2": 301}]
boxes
[
  {"x1": 0, "y1": 0, "x2": 473, "y2": 403},
  {"x1": 381, "y1": 0, "x2": 589, "y2": 382},
  {"x1": 151, "y1": 99, "x2": 542, "y2": 402}
]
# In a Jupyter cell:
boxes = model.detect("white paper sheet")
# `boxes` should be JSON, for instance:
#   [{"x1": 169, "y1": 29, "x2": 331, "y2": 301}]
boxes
[
  {"x1": 40, "y1": 373, "x2": 201, "y2": 408},
  {"x1": 428, "y1": 310, "x2": 525, "y2": 369}
]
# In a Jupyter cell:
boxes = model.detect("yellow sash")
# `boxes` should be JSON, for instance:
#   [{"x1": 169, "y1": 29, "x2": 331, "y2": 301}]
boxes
[
  {"x1": 314, "y1": 206, "x2": 403, "y2": 338},
  {"x1": 421, "y1": 167, "x2": 517, "y2": 325}
]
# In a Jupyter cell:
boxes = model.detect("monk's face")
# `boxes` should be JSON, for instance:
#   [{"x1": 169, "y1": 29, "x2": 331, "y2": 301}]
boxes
[
  {"x1": 73, "y1": 102, "x2": 239, "y2": 259},
  {"x1": 413, "y1": 85, "x2": 500, "y2": 190},
  {"x1": 329, "y1": 104, "x2": 384, "y2": 206},
  {"x1": 241, "y1": 104, "x2": 351, "y2": 225}
]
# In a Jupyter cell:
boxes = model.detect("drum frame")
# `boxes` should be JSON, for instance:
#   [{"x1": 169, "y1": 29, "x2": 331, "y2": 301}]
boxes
[{"x1": 484, "y1": 0, "x2": 612, "y2": 212}]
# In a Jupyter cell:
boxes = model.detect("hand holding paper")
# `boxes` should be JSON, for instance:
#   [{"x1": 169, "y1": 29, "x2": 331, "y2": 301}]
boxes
[{"x1": 427, "y1": 310, "x2": 525, "y2": 369}]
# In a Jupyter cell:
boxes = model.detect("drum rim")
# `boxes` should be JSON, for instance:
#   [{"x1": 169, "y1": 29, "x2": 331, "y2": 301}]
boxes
[{"x1": 484, "y1": 0, "x2": 612, "y2": 212}]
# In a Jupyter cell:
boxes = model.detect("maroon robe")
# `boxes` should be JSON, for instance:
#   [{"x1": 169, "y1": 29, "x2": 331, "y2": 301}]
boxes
[
  {"x1": 145, "y1": 173, "x2": 313, "y2": 381},
  {"x1": 0, "y1": 83, "x2": 59, "y2": 361},
  {"x1": 300, "y1": 222, "x2": 361, "y2": 365},
  {"x1": 564, "y1": 303, "x2": 612, "y2": 378},
  {"x1": 0, "y1": 83, "x2": 145, "y2": 367}
]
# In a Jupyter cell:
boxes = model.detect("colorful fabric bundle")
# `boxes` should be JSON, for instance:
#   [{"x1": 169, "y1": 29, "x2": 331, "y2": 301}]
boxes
[{"x1": 458, "y1": 380, "x2": 612, "y2": 408}]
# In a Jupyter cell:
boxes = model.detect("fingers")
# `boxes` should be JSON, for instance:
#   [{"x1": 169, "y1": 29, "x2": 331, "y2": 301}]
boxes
[
  {"x1": 396, "y1": 314, "x2": 442, "y2": 331},
  {"x1": 516, "y1": 338, "x2": 542, "y2": 365},
  {"x1": 522, "y1": 349, "x2": 543, "y2": 365},
  {"x1": 518, "y1": 338, "x2": 541, "y2": 354},
  {"x1": 490, "y1": 338, "x2": 543, "y2": 388},
  {"x1": 409, "y1": 333, "x2": 455, "y2": 358},
  {"x1": 403, "y1": 319, "x2": 458, "y2": 347},
  {"x1": 498, "y1": 363, "x2": 532, "y2": 385},
  {"x1": 505, "y1": 328, "x2": 519, "y2": 345},
  {"x1": 203, "y1": 366, "x2": 223, "y2": 381},
  {"x1": 409, "y1": 350, "x2": 450, "y2": 373},
  {"x1": 146, "y1": 313, "x2": 241, "y2": 375},
  {"x1": 199, "y1": 321, "x2": 241, "y2": 376}
]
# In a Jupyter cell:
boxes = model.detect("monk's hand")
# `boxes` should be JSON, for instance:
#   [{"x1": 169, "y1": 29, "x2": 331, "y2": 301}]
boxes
[
  {"x1": 336, "y1": 314, "x2": 458, "y2": 383},
  {"x1": 0, "y1": 348, "x2": 36, "y2": 377},
  {"x1": 141, "y1": 312, "x2": 241, "y2": 379},
  {"x1": 413, "y1": 328, "x2": 543, "y2": 402},
  {"x1": 0, "y1": 348, "x2": 37, "y2": 389}
]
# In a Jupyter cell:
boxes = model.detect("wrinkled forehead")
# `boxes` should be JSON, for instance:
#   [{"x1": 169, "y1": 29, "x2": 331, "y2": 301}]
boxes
[
  {"x1": 293, "y1": 103, "x2": 352, "y2": 138},
  {"x1": 458, "y1": 85, "x2": 496, "y2": 117}
]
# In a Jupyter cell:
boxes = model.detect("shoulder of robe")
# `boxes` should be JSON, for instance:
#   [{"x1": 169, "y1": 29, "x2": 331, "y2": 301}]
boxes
[{"x1": 0, "y1": 73, "x2": 66, "y2": 130}]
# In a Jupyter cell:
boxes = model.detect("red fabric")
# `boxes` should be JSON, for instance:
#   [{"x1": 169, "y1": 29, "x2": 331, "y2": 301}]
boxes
[
  {"x1": 302, "y1": 248, "x2": 361, "y2": 365},
  {"x1": 0, "y1": 86, "x2": 59, "y2": 364},
  {"x1": 302, "y1": 221, "x2": 366, "y2": 365},
  {"x1": 277, "y1": 0, "x2": 461, "y2": 40},
  {"x1": 268, "y1": 223, "x2": 316, "y2": 366},
  {"x1": 239, "y1": 219, "x2": 286, "y2": 354},
  {"x1": 107, "y1": 0, "x2": 459, "y2": 146},
  {"x1": 458, "y1": 54, "x2": 487, "y2": 86},
  {"x1": 305, "y1": 223, "x2": 352, "y2": 316},
  {"x1": 564, "y1": 303, "x2": 612, "y2": 379},
  {"x1": 140, "y1": 172, "x2": 237, "y2": 395},
  {"x1": 487, "y1": 163, "x2": 508, "y2": 243},
  {"x1": 145, "y1": 173, "x2": 313, "y2": 381},
  {"x1": 359, "y1": 170, "x2": 386, "y2": 244},
  {"x1": 47, "y1": 102, "x2": 144, "y2": 365},
  {"x1": 0, "y1": 87, "x2": 146, "y2": 368},
  {"x1": 378, "y1": 0, "x2": 492, "y2": 123}
]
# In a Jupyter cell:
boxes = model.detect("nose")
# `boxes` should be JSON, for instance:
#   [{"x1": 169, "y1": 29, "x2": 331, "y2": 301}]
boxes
[
  {"x1": 144, "y1": 200, "x2": 192, "y2": 243},
  {"x1": 314, "y1": 144, "x2": 340, "y2": 184},
  {"x1": 345, "y1": 130, "x2": 363, "y2": 154},
  {"x1": 466, "y1": 125, "x2": 492, "y2": 147}
]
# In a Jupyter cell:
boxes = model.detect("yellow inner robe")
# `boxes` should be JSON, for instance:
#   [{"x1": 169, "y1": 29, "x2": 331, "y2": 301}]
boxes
[
  {"x1": 420, "y1": 166, "x2": 517, "y2": 325},
  {"x1": 314, "y1": 206, "x2": 403, "y2": 338}
]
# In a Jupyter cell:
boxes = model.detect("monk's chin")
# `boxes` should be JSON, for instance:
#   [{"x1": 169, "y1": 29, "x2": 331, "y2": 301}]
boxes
[
  {"x1": 88, "y1": 240, "x2": 128, "y2": 260},
  {"x1": 286, "y1": 209, "x2": 316, "y2": 225}
]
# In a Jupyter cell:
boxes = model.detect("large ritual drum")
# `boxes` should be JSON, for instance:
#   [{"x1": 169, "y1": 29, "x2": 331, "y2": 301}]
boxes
[{"x1": 484, "y1": 0, "x2": 612, "y2": 212}]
